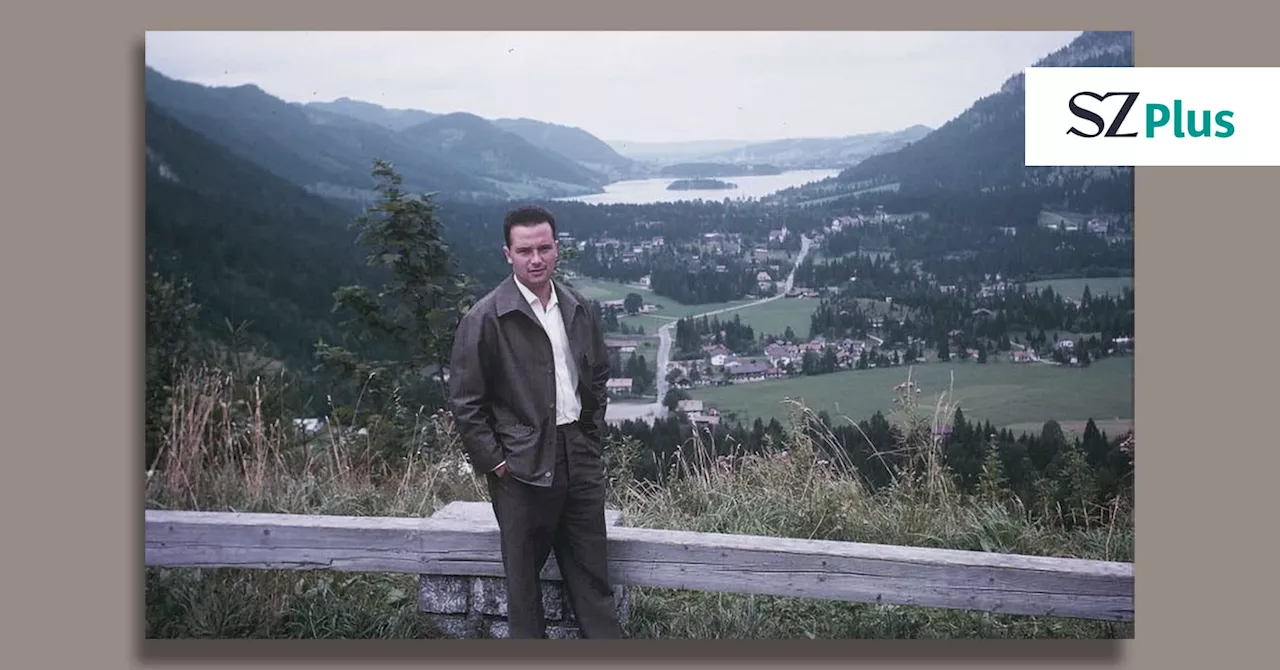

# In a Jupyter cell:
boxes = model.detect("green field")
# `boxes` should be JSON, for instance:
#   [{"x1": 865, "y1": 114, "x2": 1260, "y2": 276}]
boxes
[
  {"x1": 730, "y1": 298, "x2": 820, "y2": 339},
  {"x1": 689, "y1": 355, "x2": 1133, "y2": 434},
  {"x1": 1024, "y1": 277, "x2": 1133, "y2": 300},
  {"x1": 570, "y1": 277, "x2": 754, "y2": 325},
  {"x1": 570, "y1": 277, "x2": 657, "y2": 303}
]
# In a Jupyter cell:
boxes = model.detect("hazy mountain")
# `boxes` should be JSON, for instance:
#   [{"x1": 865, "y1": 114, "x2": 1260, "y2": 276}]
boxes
[
  {"x1": 603, "y1": 126, "x2": 932, "y2": 171},
  {"x1": 832, "y1": 31, "x2": 1135, "y2": 194},
  {"x1": 397, "y1": 112, "x2": 610, "y2": 197},
  {"x1": 305, "y1": 97, "x2": 440, "y2": 130},
  {"x1": 490, "y1": 117, "x2": 642, "y2": 179},
  {"x1": 303, "y1": 100, "x2": 643, "y2": 181},
  {"x1": 144, "y1": 67, "x2": 609, "y2": 203},
  {"x1": 605, "y1": 138, "x2": 757, "y2": 164},
  {"x1": 696, "y1": 125, "x2": 934, "y2": 168}
]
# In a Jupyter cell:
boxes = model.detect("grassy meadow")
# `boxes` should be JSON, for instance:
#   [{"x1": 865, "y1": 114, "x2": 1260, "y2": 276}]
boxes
[
  {"x1": 144, "y1": 363, "x2": 1133, "y2": 640},
  {"x1": 570, "y1": 277, "x2": 753, "y2": 318},
  {"x1": 690, "y1": 355, "x2": 1134, "y2": 435},
  {"x1": 728, "y1": 297, "x2": 820, "y2": 339},
  {"x1": 1023, "y1": 277, "x2": 1134, "y2": 300},
  {"x1": 573, "y1": 277, "x2": 823, "y2": 341},
  {"x1": 569, "y1": 276, "x2": 754, "y2": 334}
]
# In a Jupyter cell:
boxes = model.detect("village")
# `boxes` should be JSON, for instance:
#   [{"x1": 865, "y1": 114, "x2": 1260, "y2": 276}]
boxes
[{"x1": 562, "y1": 211, "x2": 1133, "y2": 430}]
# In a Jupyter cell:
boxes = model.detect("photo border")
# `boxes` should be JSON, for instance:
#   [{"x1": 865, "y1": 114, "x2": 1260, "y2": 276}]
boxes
[{"x1": 10, "y1": 1, "x2": 1278, "y2": 668}]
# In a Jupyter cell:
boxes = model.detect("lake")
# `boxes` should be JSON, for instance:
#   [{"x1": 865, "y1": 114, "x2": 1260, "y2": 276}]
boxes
[{"x1": 557, "y1": 169, "x2": 842, "y2": 205}]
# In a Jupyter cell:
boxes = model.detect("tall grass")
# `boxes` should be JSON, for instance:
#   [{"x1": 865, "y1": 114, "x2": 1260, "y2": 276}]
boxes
[{"x1": 144, "y1": 364, "x2": 1133, "y2": 639}]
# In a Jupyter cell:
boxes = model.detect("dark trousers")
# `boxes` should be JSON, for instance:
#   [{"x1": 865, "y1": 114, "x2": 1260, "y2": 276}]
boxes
[{"x1": 486, "y1": 421, "x2": 622, "y2": 639}]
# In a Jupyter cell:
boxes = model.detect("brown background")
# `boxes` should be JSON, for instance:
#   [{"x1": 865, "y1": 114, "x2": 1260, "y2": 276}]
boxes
[{"x1": 6, "y1": 0, "x2": 1276, "y2": 667}]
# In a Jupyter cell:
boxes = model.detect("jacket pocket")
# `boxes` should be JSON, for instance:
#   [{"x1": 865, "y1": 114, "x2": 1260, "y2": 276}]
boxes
[{"x1": 493, "y1": 421, "x2": 540, "y2": 477}]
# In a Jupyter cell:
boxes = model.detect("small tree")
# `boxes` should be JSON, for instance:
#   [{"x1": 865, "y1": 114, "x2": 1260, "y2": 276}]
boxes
[
  {"x1": 624, "y1": 292, "x2": 644, "y2": 315},
  {"x1": 314, "y1": 159, "x2": 476, "y2": 461}
]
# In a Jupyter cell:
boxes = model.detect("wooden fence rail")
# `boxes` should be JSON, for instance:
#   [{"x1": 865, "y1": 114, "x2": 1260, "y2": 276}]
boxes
[{"x1": 144, "y1": 506, "x2": 1133, "y2": 623}]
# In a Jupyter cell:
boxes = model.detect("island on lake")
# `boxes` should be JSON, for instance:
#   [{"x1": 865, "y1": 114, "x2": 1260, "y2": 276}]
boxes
[{"x1": 667, "y1": 178, "x2": 739, "y2": 191}]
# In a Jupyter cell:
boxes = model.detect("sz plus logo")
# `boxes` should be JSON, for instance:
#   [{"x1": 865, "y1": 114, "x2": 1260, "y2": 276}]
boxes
[
  {"x1": 1024, "y1": 67, "x2": 1272, "y2": 166},
  {"x1": 1065, "y1": 91, "x2": 1235, "y2": 139}
]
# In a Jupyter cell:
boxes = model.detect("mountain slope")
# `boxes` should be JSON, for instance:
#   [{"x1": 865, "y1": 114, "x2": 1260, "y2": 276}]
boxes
[
  {"x1": 144, "y1": 67, "x2": 607, "y2": 202},
  {"x1": 490, "y1": 117, "x2": 640, "y2": 178},
  {"x1": 833, "y1": 31, "x2": 1134, "y2": 193},
  {"x1": 305, "y1": 97, "x2": 440, "y2": 130},
  {"x1": 144, "y1": 100, "x2": 374, "y2": 363},
  {"x1": 398, "y1": 112, "x2": 609, "y2": 196},
  {"x1": 605, "y1": 138, "x2": 758, "y2": 164},
  {"x1": 304, "y1": 98, "x2": 643, "y2": 181},
  {"x1": 696, "y1": 125, "x2": 934, "y2": 169}
]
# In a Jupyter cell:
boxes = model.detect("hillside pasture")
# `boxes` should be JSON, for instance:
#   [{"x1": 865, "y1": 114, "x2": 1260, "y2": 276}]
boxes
[
  {"x1": 1023, "y1": 277, "x2": 1133, "y2": 301},
  {"x1": 570, "y1": 277, "x2": 657, "y2": 303},
  {"x1": 572, "y1": 276, "x2": 756, "y2": 335},
  {"x1": 573, "y1": 277, "x2": 752, "y2": 317},
  {"x1": 716, "y1": 297, "x2": 821, "y2": 340},
  {"x1": 688, "y1": 355, "x2": 1133, "y2": 432}
]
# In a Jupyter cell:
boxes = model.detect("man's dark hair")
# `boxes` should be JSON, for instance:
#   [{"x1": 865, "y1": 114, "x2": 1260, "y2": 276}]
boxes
[{"x1": 503, "y1": 205, "x2": 557, "y2": 246}]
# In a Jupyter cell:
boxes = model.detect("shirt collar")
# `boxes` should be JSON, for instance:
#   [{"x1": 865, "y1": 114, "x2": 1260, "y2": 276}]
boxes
[{"x1": 513, "y1": 274, "x2": 558, "y2": 310}]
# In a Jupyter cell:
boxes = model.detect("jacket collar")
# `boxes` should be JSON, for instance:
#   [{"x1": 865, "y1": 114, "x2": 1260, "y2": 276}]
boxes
[{"x1": 495, "y1": 274, "x2": 583, "y2": 326}]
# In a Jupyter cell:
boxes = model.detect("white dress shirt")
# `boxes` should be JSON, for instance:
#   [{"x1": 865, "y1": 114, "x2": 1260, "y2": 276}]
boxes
[{"x1": 493, "y1": 276, "x2": 581, "y2": 473}]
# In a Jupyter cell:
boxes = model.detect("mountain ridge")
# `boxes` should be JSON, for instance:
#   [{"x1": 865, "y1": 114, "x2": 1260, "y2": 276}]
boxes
[{"x1": 832, "y1": 31, "x2": 1135, "y2": 194}]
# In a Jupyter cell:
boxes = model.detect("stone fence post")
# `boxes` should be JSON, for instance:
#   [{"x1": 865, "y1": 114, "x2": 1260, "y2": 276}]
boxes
[{"x1": 417, "y1": 501, "x2": 631, "y2": 638}]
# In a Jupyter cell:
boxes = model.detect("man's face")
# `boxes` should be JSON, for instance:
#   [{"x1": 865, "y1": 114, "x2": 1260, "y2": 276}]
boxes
[{"x1": 504, "y1": 222, "x2": 557, "y2": 290}]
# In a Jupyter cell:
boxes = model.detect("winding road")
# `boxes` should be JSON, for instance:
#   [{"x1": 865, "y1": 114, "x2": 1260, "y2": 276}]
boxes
[{"x1": 606, "y1": 234, "x2": 814, "y2": 425}]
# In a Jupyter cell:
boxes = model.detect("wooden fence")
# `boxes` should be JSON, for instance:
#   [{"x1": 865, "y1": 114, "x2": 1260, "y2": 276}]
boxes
[{"x1": 144, "y1": 502, "x2": 1133, "y2": 626}]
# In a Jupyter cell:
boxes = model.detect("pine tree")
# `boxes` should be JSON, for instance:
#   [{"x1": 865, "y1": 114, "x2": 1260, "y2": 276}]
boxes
[
  {"x1": 976, "y1": 441, "x2": 1009, "y2": 504},
  {"x1": 313, "y1": 159, "x2": 476, "y2": 460}
]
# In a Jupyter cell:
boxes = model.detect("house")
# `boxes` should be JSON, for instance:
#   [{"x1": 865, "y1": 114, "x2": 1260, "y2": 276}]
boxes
[
  {"x1": 606, "y1": 378, "x2": 634, "y2": 395},
  {"x1": 691, "y1": 408, "x2": 721, "y2": 427},
  {"x1": 676, "y1": 399, "x2": 704, "y2": 414},
  {"x1": 607, "y1": 339, "x2": 639, "y2": 354},
  {"x1": 726, "y1": 361, "x2": 777, "y2": 383},
  {"x1": 764, "y1": 343, "x2": 799, "y2": 366},
  {"x1": 702, "y1": 344, "x2": 732, "y2": 364}
]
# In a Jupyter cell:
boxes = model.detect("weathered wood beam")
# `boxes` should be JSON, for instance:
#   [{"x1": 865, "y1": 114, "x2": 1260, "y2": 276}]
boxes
[{"x1": 144, "y1": 509, "x2": 1132, "y2": 621}]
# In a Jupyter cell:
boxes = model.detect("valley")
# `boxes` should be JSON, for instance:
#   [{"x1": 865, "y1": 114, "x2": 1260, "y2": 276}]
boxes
[{"x1": 144, "y1": 27, "x2": 1135, "y2": 521}]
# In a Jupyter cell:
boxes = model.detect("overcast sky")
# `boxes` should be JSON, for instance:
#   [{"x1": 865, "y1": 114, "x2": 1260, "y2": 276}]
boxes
[{"x1": 144, "y1": 31, "x2": 1080, "y2": 144}]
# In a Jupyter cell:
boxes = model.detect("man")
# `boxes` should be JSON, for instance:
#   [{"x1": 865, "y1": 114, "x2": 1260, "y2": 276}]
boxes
[{"x1": 448, "y1": 204, "x2": 622, "y2": 639}]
